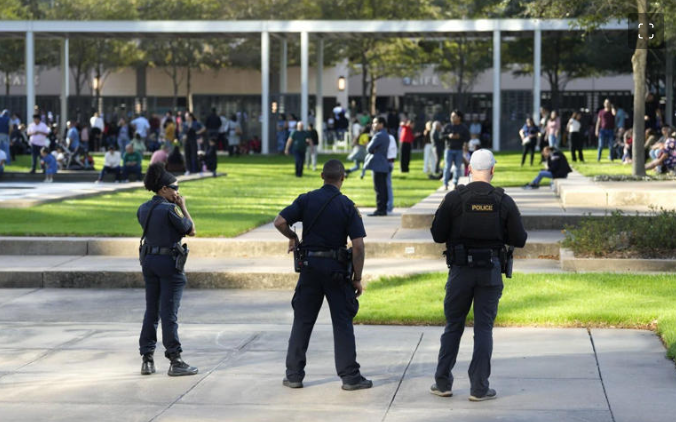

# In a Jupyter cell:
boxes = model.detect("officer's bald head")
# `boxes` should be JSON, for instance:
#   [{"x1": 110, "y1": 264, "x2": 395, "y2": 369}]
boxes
[{"x1": 322, "y1": 159, "x2": 345, "y2": 184}]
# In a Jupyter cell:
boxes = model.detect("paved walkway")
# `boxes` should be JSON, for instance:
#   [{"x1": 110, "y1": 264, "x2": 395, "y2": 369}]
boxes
[{"x1": 0, "y1": 289, "x2": 674, "y2": 422}]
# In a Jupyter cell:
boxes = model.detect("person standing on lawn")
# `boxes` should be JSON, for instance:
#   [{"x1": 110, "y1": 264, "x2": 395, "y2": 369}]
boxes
[{"x1": 430, "y1": 149, "x2": 527, "y2": 402}]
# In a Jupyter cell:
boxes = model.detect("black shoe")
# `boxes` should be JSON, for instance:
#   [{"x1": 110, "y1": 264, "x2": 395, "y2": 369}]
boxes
[
  {"x1": 141, "y1": 353, "x2": 155, "y2": 375},
  {"x1": 167, "y1": 354, "x2": 198, "y2": 377},
  {"x1": 430, "y1": 383, "x2": 453, "y2": 397},
  {"x1": 283, "y1": 378, "x2": 303, "y2": 389},
  {"x1": 367, "y1": 211, "x2": 387, "y2": 217},
  {"x1": 469, "y1": 388, "x2": 497, "y2": 402},
  {"x1": 342, "y1": 376, "x2": 373, "y2": 391}
]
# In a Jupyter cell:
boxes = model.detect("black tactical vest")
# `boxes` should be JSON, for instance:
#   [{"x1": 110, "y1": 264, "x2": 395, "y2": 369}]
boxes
[{"x1": 457, "y1": 184, "x2": 505, "y2": 245}]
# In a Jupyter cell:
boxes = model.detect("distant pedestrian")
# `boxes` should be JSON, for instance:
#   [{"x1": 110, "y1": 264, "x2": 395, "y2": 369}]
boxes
[
  {"x1": 183, "y1": 113, "x2": 205, "y2": 174},
  {"x1": 205, "y1": 138, "x2": 218, "y2": 177},
  {"x1": 399, "y1": 117, "x2": 414, "y2": 173},
  {"x1": 122, "y1": 143, "x2": 143, "y2": 182},
  {"x1": 519, "y1": 117, "x2": 539, "y2": 166},
  {"x1": 150, "y1": 144, "x2": 170, "y2": 165},
  {"x1": 90, "y1": 111, "x2": 104, "y2": 152},
  {"x1": 226, "y1": 114, "x2": 242, "y2": 157},
  {"x1": 286, "y1": 121, "x2": 310, "y2": 177},
  {"x1": 364, "y1": 117, "x2": 389, "y2": 216},
  {"x1": 595, "y1": 99, "x2": 616, "y2": 162},
  {"x1": 386, "y1": 132, "x2": 397, "y2": 213},
  {"x1": 40, "y1": 147, "x2": 57, "y2": 183},
  {"x1": 0, "y1": 148, "x2": 6, "y2": 177},
  {"x1": 431, "y1": 121, "x2": 443, "y2": 176},
  {"x1": 131, "y1": 113, "x2": 151, "y2": 143},
  {"x1": 546, "y1": 111, "x2": 561, "y2": 149},
  {"x1": 118, "y1": 118, "x2": 130, "y2": 152},
  {"x1": 567, "y1": 112, "x2": 584, "y2": 162},
  {"x1": 423, "y1": 121, "x2": 436, "y2": 175},
  {"x1": 306, "y1": 123, "x2": 319, "y2": 171},
  {"x1": 27, "y1": 114, "x2": 50, "y2": 174},
  {"x1": 97, "y1": 145, "x2": 122, "y2": 183},
  {"x1": 442, "y1": 110, "x2": 470, "y2": 190},
  {"x1": 0, "y1": 110, "x2": 10, "y2": 165},
  {"x1": 205, "y1": 108, "x2": 222, "y2": 145}
]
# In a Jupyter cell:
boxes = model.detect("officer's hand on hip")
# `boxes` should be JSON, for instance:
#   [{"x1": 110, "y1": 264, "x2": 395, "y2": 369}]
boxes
[
  {"x1": 287, "y1": 235, "x2": 299, "y2": 253},
  {"x1": 352, "y1": 279, "x2": 363, "y2": 298}
]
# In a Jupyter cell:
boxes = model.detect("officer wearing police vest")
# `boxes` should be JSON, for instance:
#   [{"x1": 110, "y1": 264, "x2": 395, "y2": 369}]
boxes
[
  {"x1": 273, "y1": 159, "x2": 372, "y2": 391},
  {"x1": 137, "y1": 163, "x2": 198, "y2": 377},
  {"x1": 429, "y1": 149, "x2": 527, "y2": 401}
]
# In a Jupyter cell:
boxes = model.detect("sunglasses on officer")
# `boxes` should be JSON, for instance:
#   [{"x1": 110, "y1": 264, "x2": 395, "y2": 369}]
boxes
[{"x1": 166, "y1": 184, "x2": 179, "y2": 191}]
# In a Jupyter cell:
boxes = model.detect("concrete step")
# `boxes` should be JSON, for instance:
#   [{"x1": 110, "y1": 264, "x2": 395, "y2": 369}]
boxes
[
  {"x1": 401, "y1": 212, "x2": 605, "y2": 231},
  {"x1": 0, "y1": 256, "x2": 563, "y2": 289},
  {"x1": 0, "y1": 231, "x2": 563, "y2": 260}
]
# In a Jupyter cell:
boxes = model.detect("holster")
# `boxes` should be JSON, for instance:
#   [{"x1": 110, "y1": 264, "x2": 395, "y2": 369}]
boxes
[
  {"x1": 293, "y1": 244, "x2": 305, "y2": 273},
  {"x1": 173, "y1": 243, "x2": 189, "y2": 272},
  {"x1": 342, "y1": 248, "x2": 354, "y2": 283},
  {"x1": 139, "y1": 243, "x2": 149, "y2": 266},
  {"x1": 501, "y1": 246, "x2": 514, "y2": 278},
  {"x1": 443, "y1": 244, "x2": 468, "y2": 268}
]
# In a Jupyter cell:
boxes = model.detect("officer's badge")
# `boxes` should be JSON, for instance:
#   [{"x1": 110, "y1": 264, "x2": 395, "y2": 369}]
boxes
[{"x1": 174, "y1": 206, "x2": 184, "y2": 218}]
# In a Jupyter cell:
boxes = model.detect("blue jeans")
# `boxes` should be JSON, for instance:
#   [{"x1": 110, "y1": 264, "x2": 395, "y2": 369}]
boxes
[
  {"x1": 548, "y1": 134, "x2": 560, "y2": 149},
  {"x1": 386, "y1": 162, "x2": 394, "y2": 213},
  {"x1": 531, "y1": 170, "x2": 553, "y2": 186},
  {"x1": 294, "y1": 151, "x2": 305, "y2": 177},
  {"x1": 443, "y1": 149, "x2": 463, "y2": 187},
  {"x1": 123, "y1": 164, "x2": 142, "y2": 181},
  {"x1": 597, "y1": 129, "x2": 615, "y2": 161},
  {"x1": 0, "y1": 133, "x2": 10, "y2": 165},
  {"x1": 30, "y1": 144, "x2": 42, "y2": 173}
]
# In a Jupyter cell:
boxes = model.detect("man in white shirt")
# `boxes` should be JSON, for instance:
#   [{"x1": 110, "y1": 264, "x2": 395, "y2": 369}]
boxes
[
  {"x1": 96, "y1": 145, "x2": 122, "y2": 183},
  {"x1": 131, "y1": 114, "x2": 150, "y2": 141},
  {"x1": 27, "y1": 114, "x2": 50, "y2": 174},
  {"x1": 386, "y1": 133, "x2": 398, "y2": 214}
]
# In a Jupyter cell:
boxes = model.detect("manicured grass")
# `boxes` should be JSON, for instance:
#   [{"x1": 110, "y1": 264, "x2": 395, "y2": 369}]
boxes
[
  {"x1": 356, "y1": 272, "x2": 676, "y2": 360},
  {"x1": 571, "y1": 148, "x2": 633, "y2": 177},
  {"x1": 0, "y1": 153, "x2": 439, "y2": 237}
]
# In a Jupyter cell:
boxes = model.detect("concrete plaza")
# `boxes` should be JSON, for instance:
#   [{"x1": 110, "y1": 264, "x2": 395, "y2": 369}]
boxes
[{"x1": 0, "y1": 288, "x2": 675, "y2": 422}]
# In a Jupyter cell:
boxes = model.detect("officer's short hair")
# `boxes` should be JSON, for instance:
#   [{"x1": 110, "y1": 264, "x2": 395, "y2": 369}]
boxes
[
  {"x1": 375, "y1": 116, "x2": 386, "y2": 126},
  {"x1": 323, "y1": 159, "x2": 345, "y2": 183},
  {"x1": 451, "y1": 109, "x2": 463, "y2": 121}
]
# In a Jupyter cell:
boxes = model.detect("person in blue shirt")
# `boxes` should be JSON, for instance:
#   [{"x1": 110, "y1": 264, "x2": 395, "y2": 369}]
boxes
[
  {"x1": 364, "y1": 117, "x2": 390, "y2": 216},
  {"x1": 40, "y1": 147, "x2": 58, "y2": 183},
  {"x1": 0, "y1": 110, "x2": 11, "y2": 166},
  {"x1": 67, "y1": 121, "x2": 80, "y2": 153}
]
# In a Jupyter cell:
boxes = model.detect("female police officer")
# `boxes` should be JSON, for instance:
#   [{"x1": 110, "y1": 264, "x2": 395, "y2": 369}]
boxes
[{"x1": 138, "y1": 162, "x2": 198, "y2": 377}]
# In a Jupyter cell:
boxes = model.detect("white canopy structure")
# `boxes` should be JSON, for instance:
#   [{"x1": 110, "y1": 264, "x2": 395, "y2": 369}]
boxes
[{"x1": 0, "y1": 19, "x2": 633, "y2": 152}]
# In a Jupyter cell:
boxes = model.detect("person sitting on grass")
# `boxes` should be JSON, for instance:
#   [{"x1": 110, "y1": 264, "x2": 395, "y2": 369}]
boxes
[
  {"x1": 646, "y1": 136, "x2": 676, "y2": 175},
  {"x1": 205, "y1": 138, "x2": 218, "y2": 177},
  {"x1": 523, "y1": 146, "x2": 571, "y2": 189},
  {"x1": 150, "y1": 143, "x2": 170, "y2": 165},
  {"x1": 52, "y1": 146, "x2": 67, "y2": 170},
  {"x1": 96, "y1": 145, "x2": 122, "y2": 183},
  {"x1": 40, "y1": 147, "x2": 58, "y2": 183},
  {"x1": 131, "y1": 133, "x2": 147, "y2": 156},
  {"x1": 122, "y1": 143, "x2": 143, "y2": 183}
]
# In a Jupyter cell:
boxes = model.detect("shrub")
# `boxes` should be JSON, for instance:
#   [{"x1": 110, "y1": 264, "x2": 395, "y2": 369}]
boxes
[{"x1": 562, "y1": 208, "x2": 676, "y2": 258}]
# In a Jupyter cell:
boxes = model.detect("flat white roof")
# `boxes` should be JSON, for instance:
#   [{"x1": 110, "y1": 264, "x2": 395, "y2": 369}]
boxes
[{"x1": 0, "y1": 19, "x2": 628, "y2": 38}]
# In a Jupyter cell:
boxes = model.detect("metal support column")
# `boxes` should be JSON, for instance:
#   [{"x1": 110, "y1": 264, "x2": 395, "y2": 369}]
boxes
[
  {"x1": 492, "y1": 29, "x2": 501, "y2": 151},
  {"x1": 60, "y1": 38, "x2": 69, "y2": 138},
  {"x1": 261, "y1": 30, "x2": 270, "y2": 154},
  {"x1": 25, "y1": 30, "x2": 35, "y2": 121},
  {"x1": 280, "y1": 37, "x2": 287, "y2": 113},
  {"x1": 315, "y1": 37, "x2": 324, "y2": 150},
  {"x1": 300, "y1": 31, "x2": 309, "y2": 128},
  {"x1": 533, "y1": 24, "x2": 542, "y2": 125}
]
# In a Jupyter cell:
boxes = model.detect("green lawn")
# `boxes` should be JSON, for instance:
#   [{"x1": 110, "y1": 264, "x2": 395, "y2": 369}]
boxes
[
  {"x1": 570, "y1": 148, "x2": 633, "y2": 177},
  {"x1": 356, "y1": 272, "x2": 676, "y2": 360},
  {"x1": 0, "y1": 153, "x2": 440, "y2": 237}
]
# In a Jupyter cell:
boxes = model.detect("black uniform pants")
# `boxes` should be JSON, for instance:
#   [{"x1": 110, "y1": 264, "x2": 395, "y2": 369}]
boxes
[
  {"x1": 435, "y1": 259, "x2": 503, "y2": 396},
  {"x1": 139, "y1": 255, "x2": 186, "y2": 358},
  {"x1": 434, "y1": 142, "x2": 444, "y2": 174},
  {"x1": 286, "y1": 265, "x2": 361, "y2": 384},
  {"x1": 400, "y1": 142, "x2": 411, "y2": 173},
  {"x1": 373, "y1": 171, "x2": 388, "y2": 214}
]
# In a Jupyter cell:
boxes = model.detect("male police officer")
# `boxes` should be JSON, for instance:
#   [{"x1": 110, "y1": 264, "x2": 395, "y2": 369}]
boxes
[
  {"x1": 273, "y1": 159, "x2": 372, "y2": 391},
  {"x1": 429, "y1": 149, "x2": 527, "y2": 401}
]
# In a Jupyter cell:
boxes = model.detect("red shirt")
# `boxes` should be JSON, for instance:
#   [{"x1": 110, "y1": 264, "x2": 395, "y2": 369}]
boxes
[
  {"x1": 400, "y1": 125, "x2": 414, "y2": 144},
  {"x1": 598, "y1": 109, "x2": 615, "y2": 130}
]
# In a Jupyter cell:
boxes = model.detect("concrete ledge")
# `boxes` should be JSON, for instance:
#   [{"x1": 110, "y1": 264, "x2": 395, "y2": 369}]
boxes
[
  {"x1": 0, "y1": 238, "x2": 88, "y2": 255},
  {"x1": 402, "y1": 213, "x2": 594, "y2": 230},
  {"x1": 560, "y1": 248, "x2": 676, "y2": 272}
]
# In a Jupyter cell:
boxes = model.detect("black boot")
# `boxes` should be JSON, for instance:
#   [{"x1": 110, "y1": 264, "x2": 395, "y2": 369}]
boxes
[
  {"x1": 167, "y1": 353, "x2": 198, "y2": 377},
  {"x1": 141, "y1": 353, "x2": 156, "y2": 375}
]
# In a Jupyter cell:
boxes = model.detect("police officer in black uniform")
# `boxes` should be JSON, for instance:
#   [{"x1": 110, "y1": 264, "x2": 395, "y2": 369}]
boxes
[
  {"x1": 429, "y1": 149, "x2": 527, "y2": 401},
  {"x1": 273, "y1": 159, "x2": 372, "y2": 391},
  {"x1": 137, "y1": 162, "x2": 198, "y2": 377}
]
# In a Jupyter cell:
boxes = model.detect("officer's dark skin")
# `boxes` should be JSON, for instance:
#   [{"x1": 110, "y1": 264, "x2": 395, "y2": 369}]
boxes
[
  {"x1": 273, "y1": 174, "x2": 366, "y2": 297},
  {"x1": 157, "y1": 182, "x2": 196, "y2": 237}
]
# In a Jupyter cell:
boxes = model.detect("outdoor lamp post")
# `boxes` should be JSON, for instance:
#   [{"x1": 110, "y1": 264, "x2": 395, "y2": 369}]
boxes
[{"x1": 337, "y1": 76, "x2": 346, "y2": 91}]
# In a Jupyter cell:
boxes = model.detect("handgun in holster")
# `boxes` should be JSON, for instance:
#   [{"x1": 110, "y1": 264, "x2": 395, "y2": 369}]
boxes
[
  {"x1": 342, "y1": 247, "x2": 354, "y2": 283},
  {"x1": 173, "y1": 242, "x2": 189, "y2": 272},
  {"x1": 500, "y1": 245, "x2": 514, "y2": 278},
  {"x1": 139, "y1": 243, "x2": 149, "y2": 266}
]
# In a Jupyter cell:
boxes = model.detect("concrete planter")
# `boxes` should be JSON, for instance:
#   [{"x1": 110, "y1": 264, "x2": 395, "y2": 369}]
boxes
[{"x1": 560, "y1": 248, "x2": 676, "y2": 272}]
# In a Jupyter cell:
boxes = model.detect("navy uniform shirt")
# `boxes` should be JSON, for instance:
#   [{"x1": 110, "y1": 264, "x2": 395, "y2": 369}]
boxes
[
  {"x1": 280, "y1": 184, "x2": 366, "y2": 251},
  {"x1": 137, "y1": 196, "x2": 193, "y2": 248}
]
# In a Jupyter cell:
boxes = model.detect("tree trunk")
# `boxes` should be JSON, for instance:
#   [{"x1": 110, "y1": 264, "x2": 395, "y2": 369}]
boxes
[
  {"x1": 631, "y1": 19, "x2": 648, "y2": 175},
  {"x1": 369, "y1": 74, "x2": 377, "y2": 116},
  {"x1": 5, "y1": 73, "x2": 9, "y2": 97},
  {"x1": 171, "y1": 65, "x2": 179, "y2": 112},
  {"x1": 361, "y1": 54, "x2": 368, "y2": 114},
  {"x1": 186, "y1": 66, "x2": 193, "y2": 113}
]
